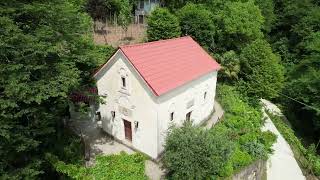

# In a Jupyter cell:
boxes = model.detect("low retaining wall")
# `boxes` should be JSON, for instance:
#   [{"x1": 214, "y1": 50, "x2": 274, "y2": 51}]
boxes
[{"x1": 233, "y1": 160, "x2": 267, "y2": 180}]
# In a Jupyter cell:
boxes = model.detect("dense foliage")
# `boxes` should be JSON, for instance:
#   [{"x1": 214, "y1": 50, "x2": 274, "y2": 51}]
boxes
[
  {"x1": 146, "y1": 8, "x2": 181, "y2": 41},
  {"x1": 213, "y1": 0, "x2": 264, "y2": 51},
  {"x1": 116, "y1": 0, "x2": 132, "y2": 33},
  {"x1": 0, "y1": 0, "x2": 111, "y2": 178},
  {"x1": 177, "y1": 3, "x2": 215, "y2": 48},
  {"x1": 163, "y1": 85, "x2": 276, "y2": 179},
  {"x1": 266, "y1": 112, "x2": 320, "y2": 176},
  {"x1": 239, "y1": 39, "x2": 284, "y2": 98},
  {"x1": 164, "y1": 122, "x2": 233, "y2": 179},
  {"x1": 215, "y1": 85, "x2": 276, "y2": 177},
  {"x1": 268, "y1": 0, "x2": 320, "y2": 145},
  {"x1": 47, "y1": 152, "x2": 147, "y2": 179},
  {"x1": 214, "y1": 51, "x2": 240, "y2": 81}
]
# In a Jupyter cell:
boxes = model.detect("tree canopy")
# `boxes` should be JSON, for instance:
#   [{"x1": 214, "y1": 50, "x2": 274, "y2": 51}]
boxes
[
  {"x1": 177, "y1": 3, "x2": 215, "y2": 48},
  {"x1": 146, "y1": 7, "x2": 181, "y2": 41},
  {"x1": 214, "y1": 0, "x2": 264, "y2": 51},
  {"x1": 239, "y1": 39, "x2": 285, "y2": 98},
  {"x1": 0, "y1": 0, "x2": 110, "y2": 178}
]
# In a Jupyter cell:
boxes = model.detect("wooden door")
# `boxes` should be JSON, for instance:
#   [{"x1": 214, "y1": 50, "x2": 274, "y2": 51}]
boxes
[{"x1": 123, "y1": 120, "x2": 132, "y2": 141}]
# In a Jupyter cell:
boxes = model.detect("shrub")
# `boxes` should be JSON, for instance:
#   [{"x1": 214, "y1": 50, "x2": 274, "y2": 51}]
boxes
[
  {"x1": 214, "y1": 50, "x2": 241, "y2": 82},
  {"x1": 214, "y1": 84, "x2": 277, "y2": 175},
  {"x1": 47, "y1": 152, "x2": 147, "y2": 179},
  {"x1": 147, "y1": 8, "x2": 181, "y2": 41},
  {"x1": 260, "y1": 131, "x2": 277, "y2": 152},
  {"x1": 241, "y1": 141, "x2": 268, "y2": 160},
  {"x1": 230, "y1": 147, "x2": 253, "y2": 170},
  {"x1": 163, "y1": 122, "x2": 234, "y2": 179}
]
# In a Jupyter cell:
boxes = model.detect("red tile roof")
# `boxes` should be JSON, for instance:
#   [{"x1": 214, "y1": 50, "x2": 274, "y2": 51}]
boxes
[{"x1": 119, "y1": 36, "x2": 220, "y2": 96}]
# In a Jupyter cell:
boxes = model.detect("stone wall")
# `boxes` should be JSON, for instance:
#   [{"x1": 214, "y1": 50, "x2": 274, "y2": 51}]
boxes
[{"x1": 233, "y1": 160, "x2": 267, "y2": 180}]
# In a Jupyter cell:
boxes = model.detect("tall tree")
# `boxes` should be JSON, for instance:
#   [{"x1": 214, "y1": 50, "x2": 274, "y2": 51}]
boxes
[
  {"x1": 283, "y1": 32, "x2": 320, "y2": 136},
  {"x1": 177, "y1": 3, "x2": 215, "y2": 49},
  {"x1": 214, "y1": 0, "x2": 264, "y2": 51},
  {"x1": 254, "y1": 0, "x2": 276, "y2": 33},
  {"x1": 147, "y1": 7, "x2": 181, "y2": 41},
  {"x1": 0, "y1": 0, "x2": 107, "y2": 178},
  {"x1": 118, "y1": 0, "x2": 132, "y2": 35},
  {"x1": 239, "y1": 39, "x2": 285, "y2": 98}
]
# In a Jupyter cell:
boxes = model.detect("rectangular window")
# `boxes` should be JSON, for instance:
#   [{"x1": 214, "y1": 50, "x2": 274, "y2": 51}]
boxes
[
  {"x1": 170, "y1": 112, "x2": 174, "y2": 121},
  {"x1": 139, "y1": 0, "x2": 144, "y2": 9},
  {"x1": 121, "y1": 77, "x2": 126, "y2": 88},
  {"x1": 204, "y1": 92, "x2": 207, "y2": 100},
  {"x1": 96, "y1": 111, "x2": 101, "y2": 120}
]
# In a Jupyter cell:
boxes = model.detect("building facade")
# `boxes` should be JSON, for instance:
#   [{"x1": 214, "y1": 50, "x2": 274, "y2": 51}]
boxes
[
  {"x1": 94, "y1": 37, "x2": 220, "y2": 159},
  {"x1": 135, "y1": 0, "x2": 160, "y2": 24}
]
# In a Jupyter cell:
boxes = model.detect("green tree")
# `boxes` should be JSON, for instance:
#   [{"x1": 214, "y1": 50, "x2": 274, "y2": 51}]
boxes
[
  {"x1": 239, "y1": 39, "x2": 285, "y2": 98},
  {"x1": 284, "y1": 32, "x2": 320, "y2": 134},
  {"x1": 254, "y1": 0, "x2": 276, "y2": 33},
  {"x1": 162, "y1": 0, "x2": 204, "y2": 11},
  {"x1": 0, "y1": 0, "x2": 107, "y2": 178},
  {"x1": 214, "y1": 0, "x2": 264, "y2": 51},
  {"x1": 268, "y1": 0, "x2": 320, "y2": 154},
  {"x1": 163, "y1": 122, "x2": 234, "y2": 179},
  {"x1": 215, "y1": 50, "x2": 240, "y2": 82},
  {"x1": 177, "y1": 3, "x2": 215, "y2": 48},
  {"x1": 118, "y1": 0, "x2": 132, "y2": 35},
  {"x1": 147, "y1": 7, "x2": 181, "y2": 41}
]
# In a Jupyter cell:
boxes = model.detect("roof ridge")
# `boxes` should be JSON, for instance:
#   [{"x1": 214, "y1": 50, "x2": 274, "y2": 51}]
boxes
[{"x1": 120, "y1": 36, "x2": 192, "y2": 49}]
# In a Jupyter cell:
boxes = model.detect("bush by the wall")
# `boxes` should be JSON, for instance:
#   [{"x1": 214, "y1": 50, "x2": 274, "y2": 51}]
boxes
[
  {"x1": 164, "y1": 122, "x2": 234, "y2": 179},
  {"x1": 214, "y1": 85, "x2": 276, "y2": 176}
]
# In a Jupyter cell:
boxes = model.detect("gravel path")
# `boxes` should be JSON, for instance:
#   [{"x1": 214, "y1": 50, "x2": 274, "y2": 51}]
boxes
[{"x1": 261, "y1": 99, "x2": 305, "y2": 180}]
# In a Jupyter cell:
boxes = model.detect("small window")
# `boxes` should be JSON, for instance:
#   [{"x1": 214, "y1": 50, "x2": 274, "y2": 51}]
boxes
[
  {"x1": 204, "y1": 92, "x2": 207, "y2": 100},
  {"x1": 186, "y1": 111, "x2": 192, "y2": 122},
  {"x1": 170, "y1": 112, "x2": 174, "y2": 121},
  {"x1": 111, "y1": 111, "x2": 115, "y2": 118},
  {"x1": 139, "y1": 0, "x2": 144, "y2": 9},
  {"x1": 96, "y1": 111, "x2": 101, "y2": 121},
  {"x1": 121, "y1": 77, "x2": 126, "y2": 88}
]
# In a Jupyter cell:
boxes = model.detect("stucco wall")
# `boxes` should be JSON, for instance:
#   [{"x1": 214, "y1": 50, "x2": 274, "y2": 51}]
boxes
[
  {"x1": 156, "y1": 71, "x2": 217, "y2": 154},
  {"x1": 96, "y1": 52, "x2": 159, "y2": 158}
]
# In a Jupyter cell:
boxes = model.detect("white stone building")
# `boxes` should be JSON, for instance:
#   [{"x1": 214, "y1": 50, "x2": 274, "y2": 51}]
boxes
[{"x1": 93, "y1": 36, "x2": 220, "y2": 159}]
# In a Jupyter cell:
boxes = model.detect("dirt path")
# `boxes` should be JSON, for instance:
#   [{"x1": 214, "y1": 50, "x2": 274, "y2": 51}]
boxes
[{"x1": 261, "y1": 99, "x2": 305, "y2": 180}]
